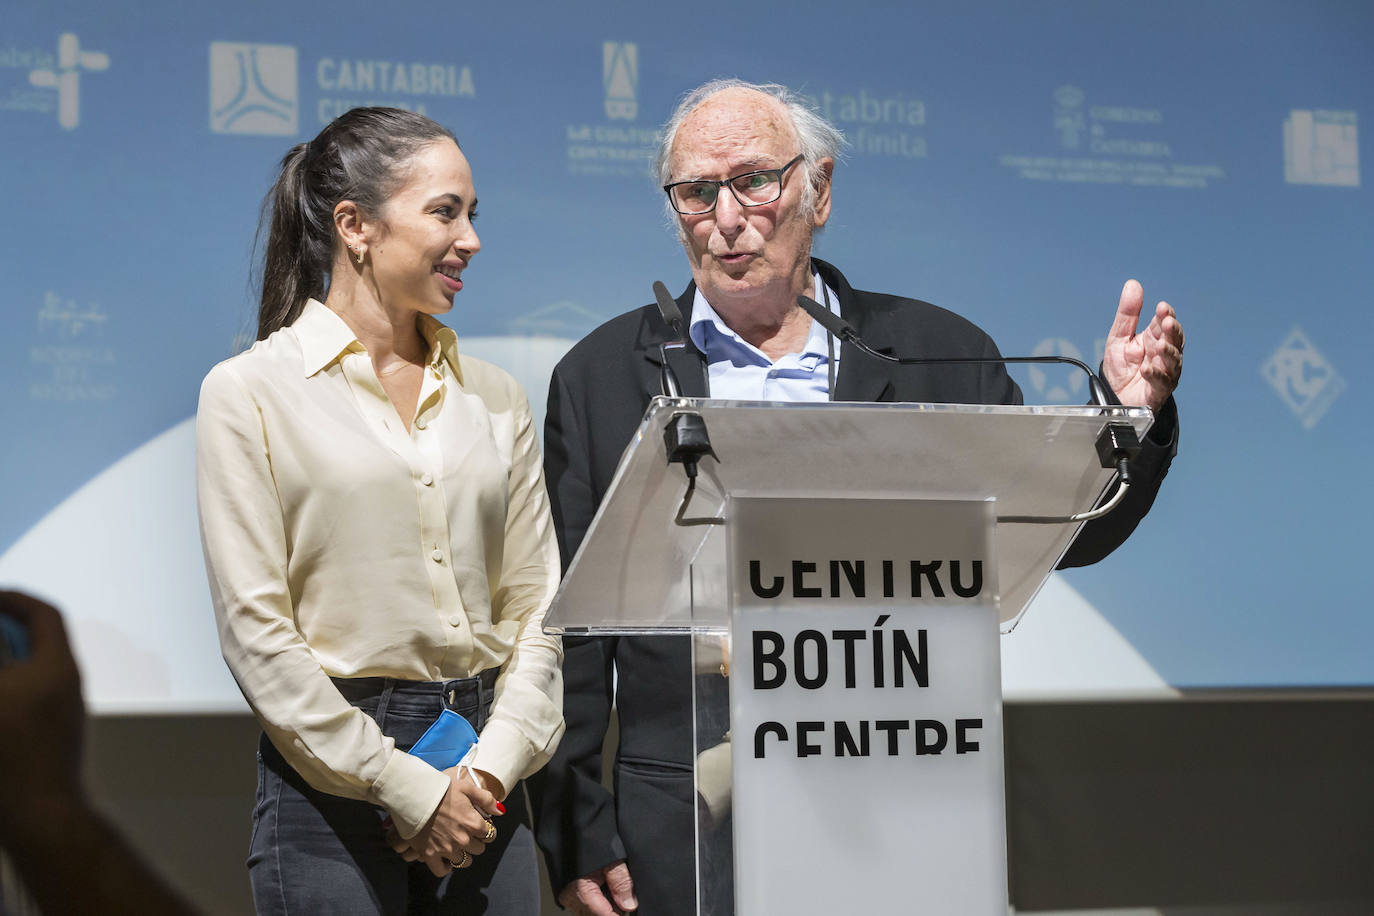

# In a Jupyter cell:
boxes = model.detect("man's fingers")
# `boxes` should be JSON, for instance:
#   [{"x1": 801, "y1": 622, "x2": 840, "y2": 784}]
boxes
[
  {"x1": 1145, "y1": 305, "x2": 1183, "y2": 376},
  {"x1": 559, "y1": 878, "x2": 614, "y2": 916},
  {"x1": 1159, "y1": 306, "x2": 1184, "y2": 352},
  {"x1": 606, "y1": 862, "x2": 638, "y2": 911},
  {"x1": 1107, "y1": 279, "x2": 1145, "y2": 341}
]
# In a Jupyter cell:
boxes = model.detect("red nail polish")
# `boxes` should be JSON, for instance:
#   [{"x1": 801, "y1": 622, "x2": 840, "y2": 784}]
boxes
[{"x1": 495, "y1": 802, "x2": 506, "y2": 815}]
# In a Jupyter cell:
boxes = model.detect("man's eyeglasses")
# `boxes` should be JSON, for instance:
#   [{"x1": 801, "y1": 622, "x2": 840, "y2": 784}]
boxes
[{"x1": 663, "y1": 155, "x2": 804, "y2": 215}]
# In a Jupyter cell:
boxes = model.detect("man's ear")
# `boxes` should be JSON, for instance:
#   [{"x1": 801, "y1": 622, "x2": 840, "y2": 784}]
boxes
[{"x1": 812, "y1": 157, "x2": 834, "y2": 228}]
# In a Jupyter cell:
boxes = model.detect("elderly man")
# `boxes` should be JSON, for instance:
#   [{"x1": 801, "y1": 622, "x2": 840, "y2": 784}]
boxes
[{"x1": 531, "y1": 79, "x2": 1182, "y2": 916}]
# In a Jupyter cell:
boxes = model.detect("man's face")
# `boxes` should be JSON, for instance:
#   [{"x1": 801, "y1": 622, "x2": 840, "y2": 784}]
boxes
[{"x1": 668, "y1": 89, "x2": 831, "y2": 318}]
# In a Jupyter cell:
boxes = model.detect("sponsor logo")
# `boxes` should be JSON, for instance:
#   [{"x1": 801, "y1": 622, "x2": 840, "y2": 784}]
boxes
[
  {"x1": 1001, "y1": 85, "x2": 1225, "y2": 189},
  {"x1": 1284, "y1": 109, "x2": 1359, "y2": 187},
  {"x1": 1027, "y1": 338, "x2": 1088, "y2": 403},
  {"x1": 210, "y1": 42, "x2": 298, "y2": 135},
  {"x1": 210, "y1": 40, "x2": 477, "y2": 133},
  {"x1": 799, "y1": 87, "x2": 927, "y2": 160},
  {"x1": 10, "y1": 33, "x2": 110, "y2": 129},
  {"x1": 603, "y1": 42, "x2": 636, "y2": 120},
  {"x1": 508, "y1": 300, "x2": 603, "y2": 338},
  {"x1": 1052, "y1": 84, "x2": 1085, "y2": 149},
  {"x1": 1261, "y1": 327, "x2": 1345, "y2": 429},
  {"x1": 31, "y1": 291, "x2": 116, "y2": 402},
  {"x1": 314, "y1": 55, "x2": 474, "y2": 123},
  {"x1": 567, "y1": 41, "x2": 656, "y2": 177}
]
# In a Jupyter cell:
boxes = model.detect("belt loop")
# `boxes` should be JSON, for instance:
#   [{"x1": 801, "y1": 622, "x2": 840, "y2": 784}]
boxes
[{"x1": 375, "y1": 678, "x2": 397, "y2": 727}]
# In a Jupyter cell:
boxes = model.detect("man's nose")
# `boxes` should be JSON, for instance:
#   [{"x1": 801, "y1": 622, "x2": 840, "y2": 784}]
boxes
[{"x1": 713, "y1": 187, "x2": 746, "y2": 234}]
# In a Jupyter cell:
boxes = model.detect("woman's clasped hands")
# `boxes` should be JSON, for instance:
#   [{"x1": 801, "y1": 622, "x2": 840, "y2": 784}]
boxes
[{"x1": 385, "y1": 767, "x2": 507, "y2": 877}]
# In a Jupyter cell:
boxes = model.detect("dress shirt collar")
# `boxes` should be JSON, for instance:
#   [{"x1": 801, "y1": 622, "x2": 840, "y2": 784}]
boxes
[
  {"x1": 294, "y1": 299, "x2": 464, "y2": 384},
  {"x1": 688, "y1": 272, "x2": 838, "y2": 364},
  {"x1": 417, "y1": 313, "x2": 464, "y2": 385}
]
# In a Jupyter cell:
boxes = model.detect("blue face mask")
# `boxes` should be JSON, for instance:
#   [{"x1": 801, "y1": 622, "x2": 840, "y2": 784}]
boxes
[{"x1": 408, "y1": 708, "x2": 479, "y2": 770}]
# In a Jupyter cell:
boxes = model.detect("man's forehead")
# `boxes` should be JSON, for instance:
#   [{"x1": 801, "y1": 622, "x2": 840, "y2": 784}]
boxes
[{"x1": 669, "y1": 91, "x2": 798, "y2": 177}]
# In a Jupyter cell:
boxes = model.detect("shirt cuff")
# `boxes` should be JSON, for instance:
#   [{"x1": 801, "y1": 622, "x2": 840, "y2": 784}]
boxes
[
  {"x1": 468, "y1": 719, "x2": 534, "y2": 800},
  {"x1": 370, "y1": 748, "x2": 452, "y2": 840},
  {"x1": 696, "y1": 739, "x2": 733, "y2": 827}
]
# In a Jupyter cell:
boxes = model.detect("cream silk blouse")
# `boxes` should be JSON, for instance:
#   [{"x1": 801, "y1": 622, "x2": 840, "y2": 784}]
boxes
[{"x1": 196, "y1": 299, "x2": 563, "y2": 838}]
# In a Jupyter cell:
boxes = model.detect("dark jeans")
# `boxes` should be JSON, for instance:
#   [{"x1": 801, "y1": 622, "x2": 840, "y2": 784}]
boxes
[{"x1": 248, "y1": 673, "x2": 538, "y2": 916}]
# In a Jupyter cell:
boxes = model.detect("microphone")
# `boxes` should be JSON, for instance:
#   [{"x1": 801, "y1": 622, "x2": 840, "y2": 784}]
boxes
[
  {"x1": 795, "y1": 295, "x2": 1141, "y2": 518},
  {"x1": 653, "y1": 281, "x2": 684, "y2": 340},
  {"x1": 652, "y1": 281, "x2": 685, "y2": 398},
  {"x1": 796, "y1": 295, "x2": 1114, "y2": 407},
  {"x1": 649, "y1": 282, "x2": 718, "y2": 522}
]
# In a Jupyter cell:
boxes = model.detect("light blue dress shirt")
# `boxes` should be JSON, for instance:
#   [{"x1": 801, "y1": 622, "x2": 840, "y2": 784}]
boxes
[{"x1": 688, "y1": 273, "x2": 842, "y2": 403}]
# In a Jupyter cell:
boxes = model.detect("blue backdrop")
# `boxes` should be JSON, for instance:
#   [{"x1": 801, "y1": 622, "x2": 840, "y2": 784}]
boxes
[{"x1": 3, "y1": 0, "x2": 1370, "y2": 710}]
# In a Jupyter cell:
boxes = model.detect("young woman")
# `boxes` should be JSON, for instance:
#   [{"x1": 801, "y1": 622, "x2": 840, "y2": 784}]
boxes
[{"x1": 196, "y1": 107, "x2": 562, "y2": 914}]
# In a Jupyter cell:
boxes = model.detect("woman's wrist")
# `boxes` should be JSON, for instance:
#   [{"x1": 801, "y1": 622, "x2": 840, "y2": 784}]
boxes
[{"x1": 470, "y1": 767, "x2": 507, "y2": 801}]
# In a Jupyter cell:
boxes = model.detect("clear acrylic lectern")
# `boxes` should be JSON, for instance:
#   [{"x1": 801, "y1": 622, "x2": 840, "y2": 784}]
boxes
[{"x1": 543, "y1": 397, "x2": 1153, "y2": 916}]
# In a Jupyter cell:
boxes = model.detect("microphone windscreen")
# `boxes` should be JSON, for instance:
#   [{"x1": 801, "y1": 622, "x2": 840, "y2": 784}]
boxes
[
  {"x1": 796, "y1": 295, "x2": 855, "y2": 339},
  {"x1": 653, "y1": 281, "x2": 683, "y2": 332}
]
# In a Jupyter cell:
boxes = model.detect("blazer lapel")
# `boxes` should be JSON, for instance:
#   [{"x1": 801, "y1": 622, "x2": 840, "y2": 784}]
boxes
[
  {"x1": 818, "y1": 259, "x2": 896, "y2": 403},
  {"x1": 639, "y1": 282, "x2": 709, "y2": 398}
]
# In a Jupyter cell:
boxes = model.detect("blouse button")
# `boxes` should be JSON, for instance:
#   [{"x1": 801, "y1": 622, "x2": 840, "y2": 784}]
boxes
[
  {"x1": 415, "y1": 418, "x2": 427, "y2": 430},
  {"x1": 431, "y1": 549, "x2": 444, "y2": 563},
  {"x1": 421, "y1": 473, "x2": 434, "y2": 487},
  {"x1": 448, "y1": 615, "x2": 462, "y2": 628}
]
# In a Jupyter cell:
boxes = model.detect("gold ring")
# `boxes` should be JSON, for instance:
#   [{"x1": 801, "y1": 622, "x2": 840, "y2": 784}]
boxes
[
  {"x1": 483, "y1": 821, "x2": 497, "y2": 842},
  {"x1": 453, "y1": 850, "x2": 471, "y2": 870}
]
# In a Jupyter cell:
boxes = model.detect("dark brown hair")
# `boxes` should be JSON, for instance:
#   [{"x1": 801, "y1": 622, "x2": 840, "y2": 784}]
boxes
[{"x1": 255, "y1": 107, "x2": 457, "y2": 339}]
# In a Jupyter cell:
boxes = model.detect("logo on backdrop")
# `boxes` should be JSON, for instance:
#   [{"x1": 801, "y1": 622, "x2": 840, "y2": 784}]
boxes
[
  {"x1": 1261, "y1": 327, "x2": 1345, "y2": 430},
  {"x1": 567, "y1": 41, "x2": 657, "y2": 177},
  {"x1": 508, "y1": 300, "x2": 604, "y2": 338},
  {"x1": 1001, "y1": 84, "x2": 1226, "y2": 189},
  {"x1": 1052, "y1": 84, "x2": 1086, "y2": 148},
  {"x1": 209, "y1": 42, "x2": 298, "y2": 135},
  {"x1": 797, "y1": 85, "x2": 927, "y2": 161},
  {"x1": 314, "y1": 53, "x2": 473, "y2": 124},
  {"x1": 210, "y1": 42, "x2": 475, "y2": 133},
  {"x1": 1028, "y1": 337, "x2": 1090, "y2": 403},
  {"x1": 31, "y1": 291, "x2": 116, "y2": 402},
  {"x1": 1283, "y1": 110, "x2": 1359, "y2": 188},
  {"x1": 1, "y1": 33, "x2": 108, "y2": 128},
  {"x1": 603, "y1": 42, "x2": 636, "y2": 120}
]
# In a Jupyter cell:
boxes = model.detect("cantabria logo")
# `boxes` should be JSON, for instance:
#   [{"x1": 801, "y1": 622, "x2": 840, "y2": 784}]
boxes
[
  {"x1": 28, "y1": 32, "x2": 108, "y2": 130},
  {"x1": 603, "y1": 42, "x2": 636, "y2": 120},
  {"x1": 209, "y1": 42, "x2": 298, "y2": 135},
  {"x1": 1284, "y1": 110, "x2": 1359, "y2": 187}
]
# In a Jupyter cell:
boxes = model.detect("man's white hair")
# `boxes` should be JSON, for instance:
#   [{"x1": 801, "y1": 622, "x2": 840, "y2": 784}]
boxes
[{"x1": 655, "y1": 78, "x2": 847, "y2": 227}]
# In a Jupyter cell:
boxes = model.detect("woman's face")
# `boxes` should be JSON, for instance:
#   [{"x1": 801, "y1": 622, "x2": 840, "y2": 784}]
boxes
[{"x1": 365, "y1": 139, "x2": 480, "y2": 317}]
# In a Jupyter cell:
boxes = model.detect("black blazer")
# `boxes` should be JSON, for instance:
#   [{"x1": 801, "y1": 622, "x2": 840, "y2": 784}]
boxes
[{"x1": 530, "y1": 259, "x2": 1178, "y2": 906}]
